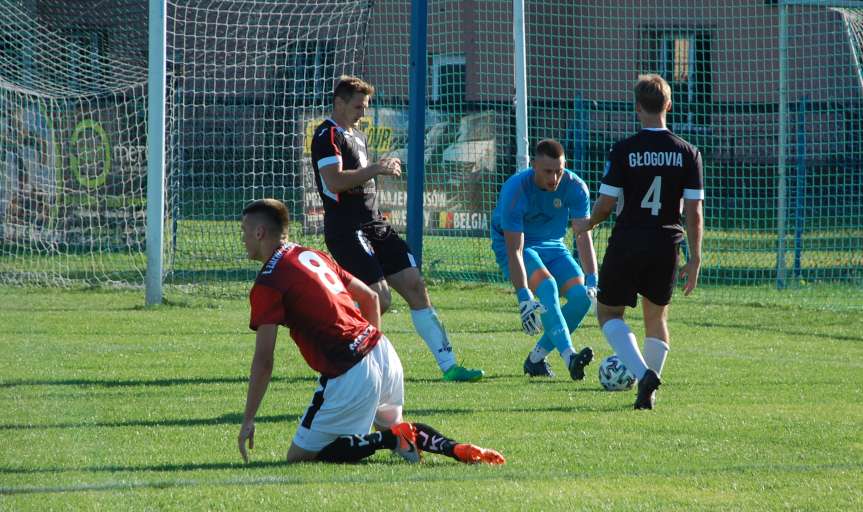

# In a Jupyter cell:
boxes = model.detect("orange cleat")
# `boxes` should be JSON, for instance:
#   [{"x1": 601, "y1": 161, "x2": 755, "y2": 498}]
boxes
[
  {"x1": 390, "y1": 422, "x2": 421, "y2": 463},
  {"x1": 452, "y1": 443, "x2": 506, "y2": 465}
]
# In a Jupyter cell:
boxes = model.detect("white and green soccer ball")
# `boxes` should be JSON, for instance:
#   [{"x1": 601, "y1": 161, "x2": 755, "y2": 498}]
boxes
[{"x1": 598, "y1": 354, "x2": 636, "y2": 391}]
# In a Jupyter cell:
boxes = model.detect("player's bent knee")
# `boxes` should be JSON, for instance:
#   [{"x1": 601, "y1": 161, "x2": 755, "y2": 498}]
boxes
[
  {"x1": 534, "y1": 276, "x2": 559, "y2": 303},
  {"x1": 286, "y1": 443, "x2": 320, "y2": 463},
  {"x1": 566, "y1": 285, "x2": 591, "y2": 315},
  {"x1": 528, "y1": 269, "x2": 553, "y2": 291},
  {"x1": 560, "y1": 277, "x2": 584, "y2": 296},
  {"x1": 372, "y1": 282, "x2": 392, "y2": 313},
  {"x1": 374, "y1": 405, "x2": 403, "y2": 429}
]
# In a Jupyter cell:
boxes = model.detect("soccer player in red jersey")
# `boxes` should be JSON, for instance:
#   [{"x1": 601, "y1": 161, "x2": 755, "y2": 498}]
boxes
[{"x1": 237, "y1": 199, "x2": 504, "y2": 464}]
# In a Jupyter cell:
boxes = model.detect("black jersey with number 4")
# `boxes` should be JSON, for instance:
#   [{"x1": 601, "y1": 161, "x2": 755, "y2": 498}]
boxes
[
  {"x1": 600, "y1": 128, "x2": 704, "y2": 240},
  {"x1": 310, "y1": 118, "x2": 381, "y2": 228}
]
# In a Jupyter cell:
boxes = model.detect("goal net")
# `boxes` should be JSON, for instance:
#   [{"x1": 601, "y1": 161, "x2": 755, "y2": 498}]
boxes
[
  {"x1": 163, "y1": 1, "x2": 374, "y2": 289},
  {"x1": 1, "y1": 1, "x2": 861, "y2": 292},
  {"x1": 0, "y1": 0, "x2": 149, "y2": 286},
  {"x1": 424, "y1": 1, "x2": 863, "y2": 285}
]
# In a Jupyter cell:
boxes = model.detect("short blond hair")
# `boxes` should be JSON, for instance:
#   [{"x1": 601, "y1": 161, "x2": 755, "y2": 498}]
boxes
[
  {"x1": 634, "y1": 74, "x2": 671, "y2": 114},
  {"x1": 333, "y1": 75, "x2": 374, "y2": 104}
]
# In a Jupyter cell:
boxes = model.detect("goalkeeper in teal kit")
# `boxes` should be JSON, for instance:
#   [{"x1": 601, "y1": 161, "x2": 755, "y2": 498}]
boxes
[{"x1": 491, "y1": 139, "x2": 598, "y2": 379}]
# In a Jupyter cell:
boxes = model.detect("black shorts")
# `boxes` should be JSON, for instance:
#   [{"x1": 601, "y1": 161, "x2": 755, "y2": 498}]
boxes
[
  {"x1": 325, "y1": 220, "x2": 417, "y2": 285},
  {"x1": 597, "y1": 229, "x2": 680, "y2": 307}
]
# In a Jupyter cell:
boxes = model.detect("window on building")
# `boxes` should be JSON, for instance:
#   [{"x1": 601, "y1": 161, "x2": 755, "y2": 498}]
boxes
[
  {"x1": 55, "y1": 29, "x2": 108, "y2": 91},
  {"x1": 429, "y1": 54, "x2": 466, "y2": 107},
  {"x1": 0, "y1": 32, "x2": 24, "y2": 80},
  {"x1": 283, "y1": 40, "x2": 335, "y2": 103},
  {"x1": 654, "y1": 31, "x2": 712, "y2": 129}
]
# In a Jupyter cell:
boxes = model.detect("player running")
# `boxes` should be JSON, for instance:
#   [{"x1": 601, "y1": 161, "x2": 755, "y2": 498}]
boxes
[
  {"x1": 575, "y1": 74, "x2": 704, "y2": 409},
  {"x1": 309, "y1": 75, "x2": 483, "y2": 382},
  {"x1": 237, "y1": 199, "x2": 504, "y2": 464},
  {"x1": 491, "y1": 139, "x2": 598, "y2": 380}
]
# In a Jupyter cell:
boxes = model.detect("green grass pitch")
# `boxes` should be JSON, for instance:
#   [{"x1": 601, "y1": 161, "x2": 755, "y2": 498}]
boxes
[{"x1": 1, "y1": 284, "x2": 861, "y2": 510}]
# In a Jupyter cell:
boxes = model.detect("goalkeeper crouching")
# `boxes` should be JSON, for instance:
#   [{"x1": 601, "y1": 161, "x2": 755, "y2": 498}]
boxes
[{"x1": 490, "y1": 139, "x2": 598, "y2": 380}]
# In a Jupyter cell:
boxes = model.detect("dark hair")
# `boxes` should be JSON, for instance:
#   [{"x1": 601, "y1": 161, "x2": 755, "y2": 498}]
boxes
[
  {"x1": 242, "y1": 198, "x2": 290, "y2": 238},
  {"x1": 333, "y1": 75, "x2": 374, "y2": 104},
  {"x1": 535, "y1": 138, "x2": 565, "y2": 159},
  {"x1": 634, "y1": 74, "x2": 671, "y2": 114}
]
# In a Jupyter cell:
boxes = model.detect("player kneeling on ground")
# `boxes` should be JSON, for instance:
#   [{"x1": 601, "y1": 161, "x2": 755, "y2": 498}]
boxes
[{"x1": 237, "y1": 199, "x2": 504, "y2": 464}]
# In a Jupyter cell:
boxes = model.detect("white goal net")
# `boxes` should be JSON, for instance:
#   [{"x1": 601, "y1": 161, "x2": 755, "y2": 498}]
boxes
[
  {"x1": 0, "y1": 0, "x2": 149, "y2": 285},
  {"x1": 1, "y1": 1, "x2": 861, "y2": 293}
]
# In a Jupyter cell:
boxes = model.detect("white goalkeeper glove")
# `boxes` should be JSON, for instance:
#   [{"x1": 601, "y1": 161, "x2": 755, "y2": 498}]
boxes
[{"x1": 516, "y1": 288, "x2": 546, "y2": 336}]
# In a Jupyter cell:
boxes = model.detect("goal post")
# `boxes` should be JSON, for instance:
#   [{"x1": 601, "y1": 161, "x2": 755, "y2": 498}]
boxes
[
  {"x1": 146, "y1": 0, "x2": 167, "y2": 305},
  {"x1": 1, "y1": 0, "x2": 861, "y2": 295},
  {"x1": 407, "y1": 0, "x2": 429, "y2": 268},
  {"x1": 777, "y1": 0, "x2": 863, "y2": 287}
]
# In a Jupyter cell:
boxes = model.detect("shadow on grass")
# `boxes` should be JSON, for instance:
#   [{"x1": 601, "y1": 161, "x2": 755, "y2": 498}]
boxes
[
  {"x1": 410, "y1": 401, "x2": 630, "y2": 417},
  {"x1": 676, "y1": 318, "x2": 863, "y2": 343},
  {"x1": 0, "y1": 374, "x2": 517, "y2": 390},
  {"x1": 0, "y1": 412, "x2": 302, "y2": 431},
  {"x1": 0, "y1": 375, "x2": 316, "y2": 389},
  {"x1": 0, "y1": 456, "x2": 411, "y2": 477},
  {"x1": 0, "y1": 460, "x2": 516, "y2": 495},
  {"x1": 0, "y1": 400, "x2": 627, "y2": 432}
]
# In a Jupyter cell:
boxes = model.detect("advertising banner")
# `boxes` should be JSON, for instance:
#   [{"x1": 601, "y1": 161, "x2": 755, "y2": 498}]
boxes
[
  {"x1": 0, "y1": 92, "x2": 147, "y2": 250},
  {"x1": 301, "y1": 108, "x2": 499, "y2": 237}
]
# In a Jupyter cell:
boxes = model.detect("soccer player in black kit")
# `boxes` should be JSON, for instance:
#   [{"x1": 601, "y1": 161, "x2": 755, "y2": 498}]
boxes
[
  {"x1": 309, "y1": 75, "x2": 483, "y2": 382},
  {"x1": 575, "y1": 74, "x2": 704, "y2": 410}
]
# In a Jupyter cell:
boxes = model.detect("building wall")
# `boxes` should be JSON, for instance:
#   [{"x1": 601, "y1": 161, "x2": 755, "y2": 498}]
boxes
[{"x1": 21, "y1": 0, "x2": 862, "y2": 169}]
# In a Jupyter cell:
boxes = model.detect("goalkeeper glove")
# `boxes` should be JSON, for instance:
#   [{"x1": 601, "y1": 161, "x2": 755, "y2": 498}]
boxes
[{"x1": 516, "y1": 288, "x2": 546, "y2": 336}]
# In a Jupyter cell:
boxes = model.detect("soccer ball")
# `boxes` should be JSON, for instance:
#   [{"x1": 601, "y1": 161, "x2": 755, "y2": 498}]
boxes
[{"x1": 598, "y1": 354, "x2": 636, "y2": 391}]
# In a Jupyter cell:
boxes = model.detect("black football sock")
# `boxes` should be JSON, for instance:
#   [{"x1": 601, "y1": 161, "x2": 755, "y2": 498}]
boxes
[
  {"x1": 413, "y1": 422, "x2": 458, "y2": 459},
  {"x1": 316, "y1": 430, "x2": 397, "y2": 463}
]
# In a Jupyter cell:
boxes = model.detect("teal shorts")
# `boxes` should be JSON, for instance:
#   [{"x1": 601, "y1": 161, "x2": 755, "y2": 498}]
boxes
[{"x1": 492, "y1": 237, "x2": 583, "y2": 286}]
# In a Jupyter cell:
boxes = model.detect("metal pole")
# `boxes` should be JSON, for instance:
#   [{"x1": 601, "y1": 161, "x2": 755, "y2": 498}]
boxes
[
  {"x1": 513, "y1": 0, "x2": 529, "y2": 170},
  {"x1": 793, "y1": 96, "x2": 808, "y2": 278},
  {"x1": 407, "y1": 0, "x2": 428, "y2": 267},
  {"x1": 776, "y1": 3, "x2": 789, "y2": 289},
  {"x1": 146, "y1": 0, "x2": 167, "y2": 305}
]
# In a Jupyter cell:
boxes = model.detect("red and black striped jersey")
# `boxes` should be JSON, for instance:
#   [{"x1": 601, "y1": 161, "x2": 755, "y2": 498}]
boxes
[{"x1": 249, "y1": 243, "x2": 380, "y2": 378}]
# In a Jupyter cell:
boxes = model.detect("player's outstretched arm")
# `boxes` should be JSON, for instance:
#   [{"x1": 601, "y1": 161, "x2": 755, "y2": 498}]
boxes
[
  {"x1": 504, "y1": 230, "x2": 545, "y2": 335},
  {"x1": 575, "y1": 194, "x2": 617, "y2": 235},
  {"x1": 680, "y1": 198, "x2": 703, "y2": 296},
  {"x1": 573, "y1": 226, "x2": 599, "y2": 301},
  {"x1": 573, "y1": 225, "x2": 598, "y2": 277},
  {"x1": 503, "y1": 230, "x2": 529, "y2": 292},
  {"x1": 239, "y1": 324, "x2": 278, "y2": 463},
  {"x1": 347, "y1": 276, "x2": 381, "y2": 329}
]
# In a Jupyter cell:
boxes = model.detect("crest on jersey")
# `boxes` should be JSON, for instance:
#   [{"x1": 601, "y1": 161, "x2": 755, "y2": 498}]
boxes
[{"x1": 553, "y1": 198, "x2": 562, "y2": 208}]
